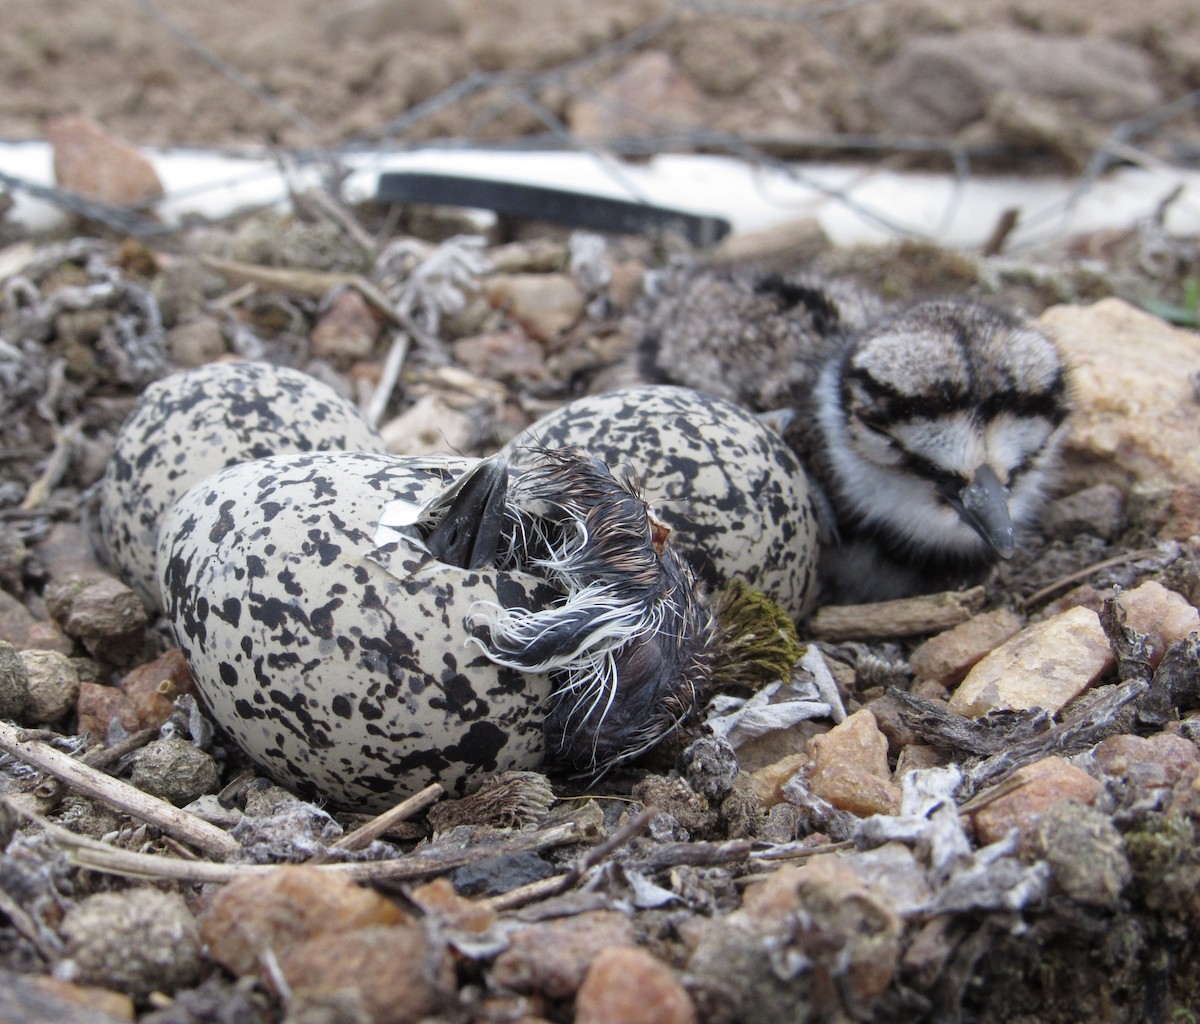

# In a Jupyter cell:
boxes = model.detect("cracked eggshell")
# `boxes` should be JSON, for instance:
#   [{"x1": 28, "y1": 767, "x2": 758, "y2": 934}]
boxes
[
  {"x1": 99, "y1": 361, "x2": 387, "y2": 612},
  {"x1": 157, "y1": 450, "x2": 555, "y2": 811},
  {"x1": 501, "y1": 385, "x2": 820, "y2": 620}
]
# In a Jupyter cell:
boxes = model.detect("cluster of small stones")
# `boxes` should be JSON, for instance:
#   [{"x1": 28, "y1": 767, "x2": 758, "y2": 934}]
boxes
[{"x1": 2, "y1": 206, "x2": 1200, "y2": 1023}]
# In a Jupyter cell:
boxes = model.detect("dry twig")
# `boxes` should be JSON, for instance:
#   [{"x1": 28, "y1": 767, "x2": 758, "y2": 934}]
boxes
[
  {"x1": 809, "y1": 586, "x2": 986, "y2": 641},
  {"x1": 0, "y1": 721, "x2": 240, "y2": 859}
]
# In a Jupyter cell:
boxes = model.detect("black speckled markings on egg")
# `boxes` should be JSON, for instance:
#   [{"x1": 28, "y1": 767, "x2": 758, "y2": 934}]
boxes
[
  {"x1": 158, "y1": 450, "x2": 556, "y2": 811},
  {"x1": 99, "y1": 361, "x2": 387, "y2": 612},
  {"x1": 501, "y1": 386, "x2": 820, "y2": 620}
]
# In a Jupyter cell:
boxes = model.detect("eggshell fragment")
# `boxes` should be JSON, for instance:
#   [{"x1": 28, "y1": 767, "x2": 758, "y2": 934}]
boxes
[{"x1": 158, "y1": 450, "x2": 555, "y2": 810}]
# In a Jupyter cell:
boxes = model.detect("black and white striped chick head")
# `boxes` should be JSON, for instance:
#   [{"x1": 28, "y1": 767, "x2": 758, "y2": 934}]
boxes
[{"x1": 813, "y1": 300, "x2": 1070, "y2": 601}]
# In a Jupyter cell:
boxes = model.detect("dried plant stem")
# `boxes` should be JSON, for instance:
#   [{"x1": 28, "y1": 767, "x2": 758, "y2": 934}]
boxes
[
  {"x1": 809, "y1": 586, "x2": 986, "y2": 641},
  {"x1": 481, "y1": 806, "x2": 657, "y2": 912},
  {"x1": 20, "y1": 418, "x2": 81, "y2": 510},
  {"x1": 328, "y1": 782, "x2": 444, "y2": 853},
  {"x1": 13, "y1": 803, "x2": 582, "y2": 885},
  {"x1": 366, "y1": 329, "x2": 411, "y2": 427},
  {"x1": 0, "y1": 721, "x2": 240, "y2": 860},
  {"x1": 1022, "y1": 547, "x2": 1163, "y2": 608}
]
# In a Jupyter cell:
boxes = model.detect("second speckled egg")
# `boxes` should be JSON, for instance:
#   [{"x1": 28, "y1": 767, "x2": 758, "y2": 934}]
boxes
[{"x1": 501, "y1": 386, "x2": 820, "y2": 620}]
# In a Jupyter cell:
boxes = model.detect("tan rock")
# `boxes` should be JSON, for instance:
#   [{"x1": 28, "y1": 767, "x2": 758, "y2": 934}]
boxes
[
  {"x1": 120, "y1": 647, "x2": 195, "y2": 729},
  {"x1": 490, "y1": 910, "x2": 636, "y2": 999},
  {"x1": 452, "y1": 329, "x2": 547, "y2": 385},
  {"x1": 1091, "y1": 732, "x2": 1200, "y2": 796},
  {"x1": 483, "y1": 273, "x2": 585, "y2": 342},
  {"x1": 805, "y1": 709, "x2": 901, "y2": 816},
  {"x1": 201, "y1": 865, "x2": 408, "y2": 976},
  {"x1": 47, "y1": 115, "x2": 164, "y2": 207},
  {"x1": 18, "y1": 649, "x2": 80, "y2": 722},
  {"x1": 23, "y1": 975, "x2": 134, "y2": 1022},
  {"x1": 750, "y1": 751, "x2": 809, "y2": 807},
  {"x1": 948, "y1": 605, "x2": 1111, "y2": 717},
  {"x1": 743, "y1": 858, "x2": 901, "y2": 1007},
  {"x1": 380, "y1": 393, "x2": 476, "y2": 456},
  {"x1": 278, "y1": 923, "x2": 453, "y2": 1024},
  {"x1": 1040, "y1": 298, "x2": 1200, "y2": 488},
  {"x1": 165, "y1": 316, "x2": 227, "y2": 368},
  {"x1": 575, "y1": 947, "x2": 696, "y2": 1024},
  {"x1": 970, "y1": 756, "x2": 1103, "y2": 848},
  {"x1": 408, "y1": 876, "x2": 497, "y2": 934},
  {"x1": 909, "y1": 608, "x2": 1025, "y2": 686}
]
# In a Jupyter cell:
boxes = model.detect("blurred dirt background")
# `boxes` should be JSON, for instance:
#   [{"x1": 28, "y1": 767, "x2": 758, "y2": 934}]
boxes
[
  {"x1": 2, "y1": 3, "x2": 1200, "y2": 1024},
  {"x1": 1, "y1": 0, "x2": 1198, "y2": 170}
]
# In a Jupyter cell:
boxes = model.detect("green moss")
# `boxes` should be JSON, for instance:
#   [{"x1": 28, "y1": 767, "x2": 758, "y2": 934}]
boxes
[{"x1": 710, "y1": 580, "x2": 803, "y2": 693}]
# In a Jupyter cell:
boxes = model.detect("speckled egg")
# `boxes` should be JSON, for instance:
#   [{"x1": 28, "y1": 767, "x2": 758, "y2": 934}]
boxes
[
  {"x1": 157, "y1": 450, "x2": 556, "y2": 811},
  {"x1": 99, "y1": 361, "x2": 387, "y2": 611},
  {"x1": 501, "y1": 385, "x2": 820, "y2": 620}
]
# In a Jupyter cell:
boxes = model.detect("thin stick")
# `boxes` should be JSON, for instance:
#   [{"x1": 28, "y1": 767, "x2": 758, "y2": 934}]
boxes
[
  {"x1": 20, "y1": 418, "x2": 81, "y2": 511},
  {"x1": 328, "y1": 782, "x2": 443, "y2": 852},
  {"x1": 366, "y1": 330, "x2": 411, "y2": 426},
  {"x1": 480, "y1": 805, "x2": 657, "y2": 912},
  {"x1": 17, "y1": 804, "x2": 581, "y2": 885},
  {"x1": 0, "y1": 721, "x2": 240, "y2": 860},
  {"x1": 1022, "y1": 547, "x2": 1163, "y2": 608}
]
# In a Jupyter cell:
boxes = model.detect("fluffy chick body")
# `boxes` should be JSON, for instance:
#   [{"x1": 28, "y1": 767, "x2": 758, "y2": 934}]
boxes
[{"x1": 636, "y1": 269, "x2": 1070, "y2": 604}]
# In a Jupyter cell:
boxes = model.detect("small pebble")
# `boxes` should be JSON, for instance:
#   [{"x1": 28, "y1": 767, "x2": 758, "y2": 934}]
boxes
[
  {"x1": 575, "y1": 946, "x2": 696, "y2": 1024},
  {"x1": 201, "y1": 866, "x2": 408, "y2": 976},
  {"x1": 128, "y1": 737, "x2": 221, "y2": 806},
  {"x1": 1040, "y1": 482, "x2": 1126, "y2": 541},
  {"x1": 278, "y1": 924, "x2": 453, "y2": 1024},
  {"x1": 75, "y1": 682, "x2": 140, "y2": 740},
  {"x1": 58, "y1": 889, "x2": 202, "y2": 1001},
  {"x1": 680, "y1": 735, "x2": 740, "y2": 803},
  {"x1": 483, "y1": 272, "x2": 586, "y2": 341},
  {"x1": 491, "y1": 910, "x2": 636, "y2": 999},
  {"x1": 0, "y1": 639, "x2": 31, "y2": 718},
  {"x1": 1034, "y1": 802, "x2": 1131, "y2": 909},
  {"x1": 948, "y1": 605, "x2": 1111, "y2": 718},
  {"x1": 908, "y1": 608, "x2": 1025, "y2": 687},
  {"x1": 805, "y1": 709, "x2": 901, "y2": 817},
  {"x1": 969, "y1": 756, "x2": 1104, "y2": 849},
  {"x1": 19, "y1": 649, "x2": 80, "y2": 723},
  {"x1": 310, "y1": 289, "x2": 382, "y2": 367},
  {"x1": 119, "y1": 648, "x2": 195, "y2": 730},
  {"x1": 164, "y1": 316, "x2": 227, "y2": 367},
  {"x1": 44, "y1": 572, "x2": 147, "y2": 665}
]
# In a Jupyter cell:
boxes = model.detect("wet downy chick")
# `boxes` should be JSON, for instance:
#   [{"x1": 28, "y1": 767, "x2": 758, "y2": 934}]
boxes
[
  {"x1": 425, "y1": 447, "x2": 795, "y2": 775},
  {"x1": 636, "y1": 271, "x2": 1070, "y2": 603}
]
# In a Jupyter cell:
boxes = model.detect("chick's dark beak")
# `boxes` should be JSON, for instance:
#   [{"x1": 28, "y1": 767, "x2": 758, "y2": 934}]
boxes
[
  {"x1": 944, "y1": 463, "x2": 1015, "y2": 559},
  {"x1": 425, "y1": 455, "x2": 509, "y2": 569}
]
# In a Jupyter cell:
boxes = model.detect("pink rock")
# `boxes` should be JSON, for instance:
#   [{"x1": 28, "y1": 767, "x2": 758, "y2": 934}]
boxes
[
  {"x1": 909, "y1": 608, "x2": 1024, "y2": 686},
  {"x1": 47, "y1": 116, "x2": 164, "y2": 207},
  {"x1": 970, "y1": 756, "x2": 1103, "y2": 849},
  {"x1": 201, "y1": 866, "x2": 408, "y2": 976},
  {"x1": 575, "y1": 947, "x2": 696, "y2": 1024},
  {"x1": 310, "y1": 289, "x2": 382, "y2": 366},
  {"x1": 491, "y1": 910, "x2": 636, "y2": 999}
]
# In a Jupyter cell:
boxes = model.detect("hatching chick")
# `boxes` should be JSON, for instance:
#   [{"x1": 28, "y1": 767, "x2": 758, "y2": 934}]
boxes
[{"x1": 635, "y1": 270, "x2": 1070, "y2": 604}]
